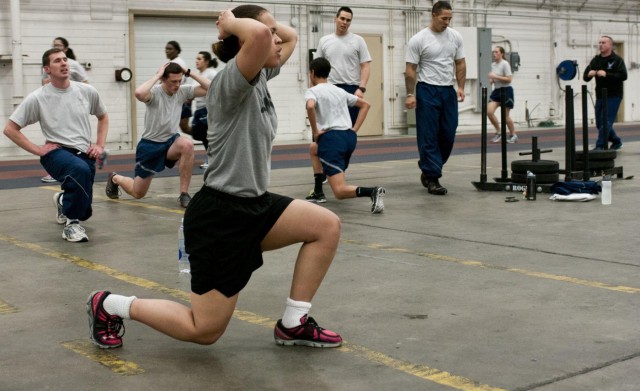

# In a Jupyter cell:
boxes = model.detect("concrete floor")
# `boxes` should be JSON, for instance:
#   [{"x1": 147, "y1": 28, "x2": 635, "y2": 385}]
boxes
[{"x1": 1, "y1": 137, "x2": 639, "y2": 391}]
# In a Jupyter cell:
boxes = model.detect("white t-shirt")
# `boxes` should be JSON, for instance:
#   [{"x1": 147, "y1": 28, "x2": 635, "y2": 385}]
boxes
[
  {"x1": 9, "y1": 81, "x2": 106, "y2": 152},
  {"x1": 304, "y1": 83, "x2": 358, "y2": 131},
  {"x1": 491, "y1": 59, "x2": 512, "y2": 89},
  {"x1": 193, "y1": 68, "x2": 218, "y2": 111},
  {"x1": 406, "y1": 27, "x2": 465, "y2": 86},
  {"x1": 142, "y1": 84, "x2": 196, "y2": 142},
  {"x1": 315, "y1": 33, "x2": 371, "y2": 85}
]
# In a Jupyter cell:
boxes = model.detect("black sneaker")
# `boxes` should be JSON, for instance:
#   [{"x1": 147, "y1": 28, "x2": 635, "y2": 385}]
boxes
[
  {"x1": 421, "y1": 174, "x2": 447, "y2": 195},
  {"x1": 105, "y1": 172, "x2": 120, "y2": 199},
  {"x1": 178, "y1": 192, "x2": 191, "y2": 208},
  {"x1": 611, "y1": 142, "x2": 623, "y2": 150},
  {"x1": 305, "y1": 190, "x2": 327, "y2": 203},
  {"x1": 370, "y1": 187, "x2": 386, "y2": 214}
]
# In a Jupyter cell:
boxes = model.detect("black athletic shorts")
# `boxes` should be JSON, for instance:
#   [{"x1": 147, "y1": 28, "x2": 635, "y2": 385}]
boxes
[{"x1": 183, "y1": 186, "x2": 293, "y2": 297}]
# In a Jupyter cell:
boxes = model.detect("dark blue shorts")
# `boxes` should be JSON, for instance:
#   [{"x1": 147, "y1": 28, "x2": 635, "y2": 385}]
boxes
[
  {"x1": 489, "y1": 86, "x2": 515, "y2": 108},
  {"x1": 317, "y1": 129, "x2": 357, "y2": 177},
  {"x1": 184, "y1": 186, "x2": 293, "y2": 297},
  {"x1": 191, "y1": 107, "x2": 208, "y2": 144},
  {"x1": 134, "y1": 133, "x2": 179, "y2": 179}
]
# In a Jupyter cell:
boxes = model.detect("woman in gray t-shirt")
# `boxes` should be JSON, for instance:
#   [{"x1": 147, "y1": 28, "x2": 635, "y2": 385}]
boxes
[{"x1": 86, "y1": 5, "x2": 343, "y2": 351}]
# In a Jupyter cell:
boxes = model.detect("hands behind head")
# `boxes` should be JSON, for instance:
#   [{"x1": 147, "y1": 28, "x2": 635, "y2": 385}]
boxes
[
  {"x1": 156, "y1": 62, "x2": 170, "y2": 78},
  {"x1": 217, "y1": 9, "x2": 235, "y2": 40}
]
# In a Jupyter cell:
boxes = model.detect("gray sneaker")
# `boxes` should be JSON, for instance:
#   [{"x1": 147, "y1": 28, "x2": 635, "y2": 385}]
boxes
[
  {"x1": 370, "y1": 187, "x2": 386, "y2": 214},
  {"x1": 41, "y1": 174, "x2": 57, "y2": 183},
  {"x1": 105, "y1": 172, "x2": 120, "y2": 199},
  {"x1": 507, "y1": 134, "x2": 519, "y2": 144},
  {"x1": 178, "y1": 192, "x2": 191, "y2": 208},
  {"x1": 491, "y1": 134, "x2": 501, "y2": 143},
  {"x1": 53, "y1": 192, "x2": 67, "y2": 225},
  {"x1": 63, "y1": 222, "x2": 89, "y2": 242}
]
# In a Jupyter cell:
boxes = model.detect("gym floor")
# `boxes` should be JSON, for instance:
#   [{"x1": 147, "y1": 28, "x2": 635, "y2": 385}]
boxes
[{"x1": 1, "y1": 126, "x2": 639, "y2": 390}]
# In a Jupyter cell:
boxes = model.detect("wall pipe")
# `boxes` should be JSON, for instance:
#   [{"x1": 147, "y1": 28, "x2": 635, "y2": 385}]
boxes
[{"x1": 10, "y1": 0, "x2": 24, "y2": 107}]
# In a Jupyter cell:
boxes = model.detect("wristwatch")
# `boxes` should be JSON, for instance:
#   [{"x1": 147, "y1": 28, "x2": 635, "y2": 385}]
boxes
[{"x1": 358, "y1": 86, "x2": 366, "y2": 93}]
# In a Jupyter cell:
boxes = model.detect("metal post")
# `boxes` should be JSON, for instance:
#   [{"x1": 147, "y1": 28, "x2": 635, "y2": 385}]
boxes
[
  {"x1": 582, "y1": 85, "x2": 590, "y2": 180},
  {"x1": 480, "y1": 87, "x2": 487, "y2": 183},
  {"x1": 500, "y1": 87, "x2": 508, "y2": 180},
  {"x1": 602, "y1": 88, "x2": 609, "y2": 150},
  {"x1": 564, "y1": 85, "x2": 573, "y2": 180}
]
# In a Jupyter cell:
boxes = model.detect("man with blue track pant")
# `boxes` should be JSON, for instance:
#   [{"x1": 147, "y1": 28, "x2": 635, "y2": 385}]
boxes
[
  {"x1": 404, "y1": 1, "x2": 466, "y2": 195},
  {"x1": 583, "y1": 35, "x2": 627, "y2": 151},
  {"x1": 3, "y1": 48, "x2": 108, "y2": 242}
]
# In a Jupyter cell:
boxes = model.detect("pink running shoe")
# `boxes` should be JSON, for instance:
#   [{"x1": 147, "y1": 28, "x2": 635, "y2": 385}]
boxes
[
  {"x1": 86, "y1": 291, "x2": 125, "y2": 348},
  {"x1": 274, "y1": 315, "x2": 342, "y2": 348}
]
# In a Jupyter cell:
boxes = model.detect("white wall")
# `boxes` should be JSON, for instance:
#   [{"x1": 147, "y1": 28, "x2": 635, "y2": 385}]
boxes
[{"x1": 1, "y1": 0, "x2": 639, "y2": 157}]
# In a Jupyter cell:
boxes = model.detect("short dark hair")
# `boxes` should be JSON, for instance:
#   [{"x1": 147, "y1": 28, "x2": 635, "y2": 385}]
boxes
[
  {"x1": 166, "y1": 40, "x2": 182, "y2": 54},
  {"x1": 432, "y1": 1, "x2": 452, "y2": 15},
  {"x1": 163, "y1": 62, "x2": 184, "y2": 78},
  {"x1": 602, "y1": 35, "x2": 614, "y2": 45},
  {"x1": 310, "y1": 57, "x2": 331, "y2": 79},
  {"x1": 336, "y1": 6, "x2": 353, "y2": 17},
  {"x1": 42, "y1": 48, "x2": 64, "y2": 67}
]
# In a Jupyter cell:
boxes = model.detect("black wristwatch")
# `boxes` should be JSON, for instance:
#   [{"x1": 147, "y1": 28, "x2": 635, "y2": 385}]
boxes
[
  {"x1": 358, "y1": 86, "x2": 366, "y2": 93},
  {"x1": 185, "y1": 69, "x2": 191, "y2": 78}
]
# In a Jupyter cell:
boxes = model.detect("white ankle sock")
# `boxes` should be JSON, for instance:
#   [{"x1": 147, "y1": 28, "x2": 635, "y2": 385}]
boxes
[
  {"x1": 103, "y1": 294, "x2": 136, "y2": 320},
  {"x1": 281, "y1": 297, "x2": 312, "y2": 328}
]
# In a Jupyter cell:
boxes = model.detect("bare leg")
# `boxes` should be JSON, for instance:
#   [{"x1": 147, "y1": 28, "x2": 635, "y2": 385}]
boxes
[
  {"x1": 167, "y1": 136, "x2": 194, "y2": 194},
  {"x1": 129, "y1": 289, "x2": 238, "y2": 345},
  {"x1": 487, "y1": 101, "x2": 500, "y2": 133},
  {"x1": 327, "y1": 173, "x2": 357, "y2": 200},
  {"x1": 261, "y1": 200, "x2": 341, "y2": 302},
  {"x1": 113, "y1": 174, "x2": 153, "y2": 199},
  {"x1": 309, "y1": 142, "x2": 322, "y2": 175},
  {"x1": 505, "y1": 108, "x2": 516, "y2": 136}
]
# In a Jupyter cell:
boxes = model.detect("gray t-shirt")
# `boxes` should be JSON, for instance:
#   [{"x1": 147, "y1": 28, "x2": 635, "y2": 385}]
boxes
[
  {"x1": 491, "y1": 59, "x2": 512, "y2": 89},
  {"x1": 203, "y1": 58, "x2": 280, "y2": 197},
  {"x1": 406, "y1": 27, "x2": 465, "y2": 86},
  {"x1": 304, "y1": 83, "x2": 357, "y2": 131},
  {"x1": 9, "y1": 81, "x2": 106, "y2": 152},
  {"x1": 141, "y1": 84, "x2": 195, "y2": 142},
  {"x1": 193, "y1": 67, "x2": 218, "y2": 111},
  {"x1": 315, "y1": 33, "x2": 371, "y2": 85}
]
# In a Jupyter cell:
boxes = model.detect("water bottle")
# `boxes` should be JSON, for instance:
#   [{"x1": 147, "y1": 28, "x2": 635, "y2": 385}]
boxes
[
  {"x1": 178, "y1": 218, "x2": 190, "y2": 273},
  {"x1": 96, "y1": 149, "x2": 110, "y2": 170},
  {"x1": 601, "y1": 175, "x2": 612, "y2": 205},
  {"x1": 525, "y1": 171, "x2": 537, "y2": 200}
]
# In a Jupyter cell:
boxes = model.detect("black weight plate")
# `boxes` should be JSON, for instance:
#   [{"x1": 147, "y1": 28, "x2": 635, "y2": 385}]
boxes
[
  {"x1": 511, "y1": 172, "x2": 560, "y2": 184},
  {"x1": 511, "y1": 159, "x2": 560, "y2": 174},
  {"x1": 574, "y1": 160, "x2": 615, "y2": 170},
  {"x1": 575, "y1": 150, "x2": 617, "y2": 161}
]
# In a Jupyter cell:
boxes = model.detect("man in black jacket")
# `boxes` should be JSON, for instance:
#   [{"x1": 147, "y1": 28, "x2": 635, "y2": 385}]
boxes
[{"x1": 583, "y1": 36, "x2": 627, "y2": 150}]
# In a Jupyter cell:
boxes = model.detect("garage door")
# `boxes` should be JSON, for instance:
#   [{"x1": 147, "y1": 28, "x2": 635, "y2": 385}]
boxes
[{"x1": 133, "y1": 15, "x2": 223, "y2": 142}]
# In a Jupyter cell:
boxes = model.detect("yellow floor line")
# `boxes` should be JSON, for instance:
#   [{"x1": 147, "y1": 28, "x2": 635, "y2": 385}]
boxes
[
  {"x1": 61, "y1": 340, "x2": 144, "y2": 375},
  {"x1": 0, "y1": 298, "x2": 18, "y2": 314},
  {"x1": 342, "y1": 239, "x2": 640, "y2": 294},
  {"x1": 2, "y1": 234, "x2": 503, "y2": 390}
]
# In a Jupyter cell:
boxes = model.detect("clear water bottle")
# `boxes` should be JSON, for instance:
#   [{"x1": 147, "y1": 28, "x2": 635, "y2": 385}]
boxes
[
  {"x1": 178, "y1": 218, "x2": 190, "y2": 273},
  {"x1": 601, "y1": 175, "x2": 612, "y2": 205},
  {"x1": 525, "y1": 171, "x2": 537, "y2": 200}
]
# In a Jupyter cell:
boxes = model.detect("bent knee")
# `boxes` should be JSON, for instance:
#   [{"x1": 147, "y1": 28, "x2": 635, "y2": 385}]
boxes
[{"x1": 192, "y1": 330, "x2": 224, "y2": 345}]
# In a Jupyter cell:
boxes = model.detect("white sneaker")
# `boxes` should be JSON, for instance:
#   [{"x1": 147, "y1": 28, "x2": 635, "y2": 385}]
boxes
[
  {"x1": 199, "y1": 162, "x2": 209, "y2": 169},
  {"x1": 41, "y1": 174, "x2": 57, "y2": 183},
  {"x1": 53, "y1": 192, "x2": 67, "y2": 225},
  {"x1": 63, "y1": 222, "x2": 89, "y2": 242},
  {"x1": 491, "y1": 134, "x2": 501, "y2": 143},
  {"x1": 507, "y1": 134, "x2": 519, "y2": 143}
]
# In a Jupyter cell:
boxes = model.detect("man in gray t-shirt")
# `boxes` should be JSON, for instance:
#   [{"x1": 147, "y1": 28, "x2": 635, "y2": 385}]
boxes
[
  {"x1": 105, "y1": 62, "x2": 210, "y2": 208},
  {"x1": 4, "y1": 48, "x2": 108, "y2": 243}
]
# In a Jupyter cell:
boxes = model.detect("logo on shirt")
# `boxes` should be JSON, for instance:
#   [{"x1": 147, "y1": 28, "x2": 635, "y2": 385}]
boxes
[
  {"x1": 607, "y1": 61, "x2": 615, "y2": 70},
  {"x1": 261, "y1": 91, "x2": 275, "y2": 114}
]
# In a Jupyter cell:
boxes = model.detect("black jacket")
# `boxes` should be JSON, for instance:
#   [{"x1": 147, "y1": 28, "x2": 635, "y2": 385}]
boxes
[{"x1": 583, "y1": 52, "x2": 628, "y2": 98}]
